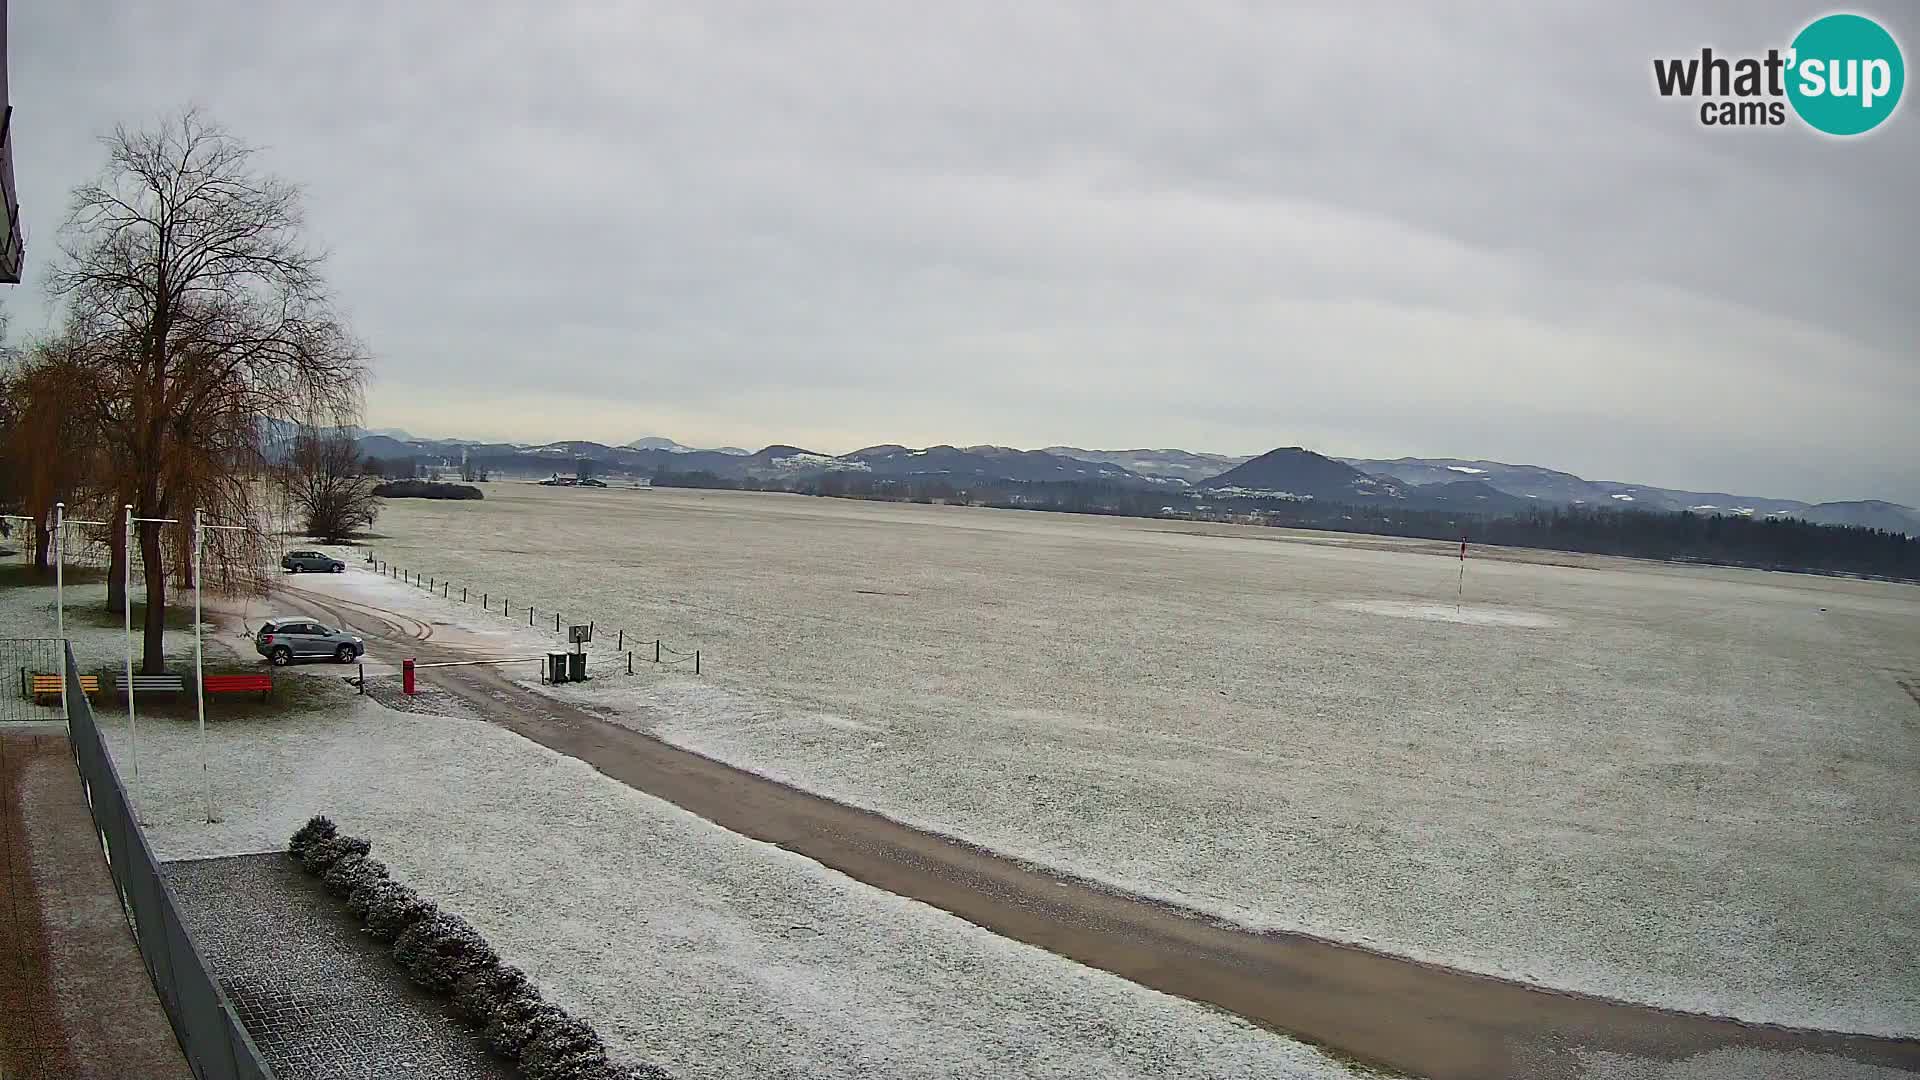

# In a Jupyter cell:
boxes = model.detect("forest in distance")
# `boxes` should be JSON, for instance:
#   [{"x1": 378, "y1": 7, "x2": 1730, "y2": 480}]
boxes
[{"x1": 649, "y1": 470, "x2": 1920, "y2": 582}]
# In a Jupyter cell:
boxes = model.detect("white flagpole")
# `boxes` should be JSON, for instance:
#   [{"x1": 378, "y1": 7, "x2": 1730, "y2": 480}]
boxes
[
  {"x1": 125, "y1": 506, "x2": 137, "y2": 788},
  {"x1": 194, "y1": 508, "x2": 210, "y2": 822},
  {"x1": 54, "y1": 503, "x2": 65, "y2": 721},
  {"x1": 189, "y1": 510, "x2": 251, "y2": 825},
  {"x1": 123, "y1": 510, "x2": 178, "y2": 816}
]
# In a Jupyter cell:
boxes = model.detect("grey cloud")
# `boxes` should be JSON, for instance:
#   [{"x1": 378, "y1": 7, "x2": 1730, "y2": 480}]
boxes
[{"x1": 8, "y1": 0, "x2": 1916, "y2": 503}]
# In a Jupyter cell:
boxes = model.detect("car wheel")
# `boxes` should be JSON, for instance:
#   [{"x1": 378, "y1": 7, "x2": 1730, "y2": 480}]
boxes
[
  {"x1": 335, "y1": 645, "x2": 356, "y2": 663},
  {"x1": 332, "y1": 564, "x2": 344, "y2": 573},
  {"x1": 270, "y1": 647, "x2": 293, "y2": 666}
]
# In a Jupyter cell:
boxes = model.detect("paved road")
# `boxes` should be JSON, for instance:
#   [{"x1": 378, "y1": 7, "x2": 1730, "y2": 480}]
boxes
[{"x1": 279, "y1": 581, "x2": 1920, "y2": 1080}]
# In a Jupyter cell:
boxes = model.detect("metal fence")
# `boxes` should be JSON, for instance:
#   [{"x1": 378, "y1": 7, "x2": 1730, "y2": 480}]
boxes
[
  {"x1": 2, "y1": 637, "x2": 66, "y2": 723},
  {"x1": 63, "y1": 645, "x2": 275, "y2": 1080}
]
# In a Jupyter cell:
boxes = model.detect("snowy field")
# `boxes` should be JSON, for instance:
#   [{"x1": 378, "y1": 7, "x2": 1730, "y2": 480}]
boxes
[
  {"x1": 334, "y1": 485, "x2": 1920, "y2": 1035},
  {"x1": 87, "y1": 676, "x2": 1363, "y2": 1080}
]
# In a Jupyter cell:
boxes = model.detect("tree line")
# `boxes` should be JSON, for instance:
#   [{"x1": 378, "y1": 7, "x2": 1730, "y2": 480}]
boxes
[
  {"x1": 0, "y1": 109, "x2": 372, "y2": 672},
  {"x1": 652, "y1": 469, "x2": 1920, "y2": 581}
]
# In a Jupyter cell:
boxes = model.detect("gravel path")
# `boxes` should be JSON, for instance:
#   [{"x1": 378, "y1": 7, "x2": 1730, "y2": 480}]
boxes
[{"x1": 166, "y1": 853, "x2": 514, "y2": 1080}]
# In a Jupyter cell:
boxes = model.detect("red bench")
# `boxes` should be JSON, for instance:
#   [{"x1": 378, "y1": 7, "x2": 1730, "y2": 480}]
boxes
[{"x1": 202, "y1": 673, "x2": 273, "y2": 701}]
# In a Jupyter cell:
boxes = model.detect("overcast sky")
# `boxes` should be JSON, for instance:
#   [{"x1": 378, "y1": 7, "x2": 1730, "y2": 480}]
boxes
[{"x1": 8, "y1": 2, "x2": 1916, "y2": 503}]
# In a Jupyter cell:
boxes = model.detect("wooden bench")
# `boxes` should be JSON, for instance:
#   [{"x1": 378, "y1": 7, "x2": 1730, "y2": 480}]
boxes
[
  {"x1": 114, "y1": 673, "x2": 187, "y2": 698},
  {"x1": 29, "y1": 674, "x2": 99, "y2": 703},
  {"x1": 202, "y1": 673, "x2": 273, "y2": 701}
]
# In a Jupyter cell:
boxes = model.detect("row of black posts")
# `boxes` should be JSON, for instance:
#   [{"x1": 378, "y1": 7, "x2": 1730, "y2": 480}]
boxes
[{"x1": 360, "y1": 551, "x2": 699, "y2": 675}]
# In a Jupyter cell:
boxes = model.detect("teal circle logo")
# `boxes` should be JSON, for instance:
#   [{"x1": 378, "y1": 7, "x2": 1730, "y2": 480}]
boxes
[{"x1": 1786, "y1": 13, "x2": 1905, "y2": 135}]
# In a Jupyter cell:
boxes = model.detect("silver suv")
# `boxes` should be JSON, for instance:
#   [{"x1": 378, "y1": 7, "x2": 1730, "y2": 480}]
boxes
[
  {"x1": 256, "y1": 619, "x2": 365, "y2": 665},
  {"x1": 282, "y1": 550, "x2": 346, "y2": 573}
]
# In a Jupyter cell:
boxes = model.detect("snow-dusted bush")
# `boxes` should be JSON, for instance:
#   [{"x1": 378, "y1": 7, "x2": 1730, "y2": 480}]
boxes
[
  {"x1": 291, "y1": 820, "x2": 669, "y2": 1079},
  {"x1": 453, "y1": 963, "x2": 532, "y2": 1024},
  {"x1": 287, "y1": 815, "x2": 338, "y2": 861},
  {"x1": 485, "y1": 999, "x2": 569, "y2": 1059},
  {"x1": 393, "y1": 911, "x2": 499, "y2": 992},
  {"x1": 362, "y1": 881, "x2": 438, "y2": 942},
  {"x1": 517, "y1": 1013, "x2": 608, "y2": 1080},
  {"x1": 345, "y1": 875, "x2": 398, "y2": 920},
  {"x1": 298, "y1": 833, "x2": 371, "y2": 875},
  {"x1": 322, "y1": 853, "x2": 388, "y2": 898}
]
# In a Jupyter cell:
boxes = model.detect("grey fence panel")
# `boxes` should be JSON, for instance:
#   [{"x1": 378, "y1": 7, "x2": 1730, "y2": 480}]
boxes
[
  {"x1": 3, "y1": 637, "x2": 65, "y2": 722},
  {"x1": 65, "y1": 646, "x2": 276, "y2": 1080},
  {"x1": 167, "y1": 908, "x2": 238, "y2": 1080}
]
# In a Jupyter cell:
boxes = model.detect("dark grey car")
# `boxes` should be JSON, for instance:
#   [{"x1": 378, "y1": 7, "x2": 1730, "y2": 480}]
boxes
[
  {"x1": 255, "y1": 619, "x2": 365, "y2": 665},
  {"x1": 282, "y1": 550, "x2": 345, "y2": 573}
]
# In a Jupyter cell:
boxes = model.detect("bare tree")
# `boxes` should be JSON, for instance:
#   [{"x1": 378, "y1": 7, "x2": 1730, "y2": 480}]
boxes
[
  {"x1": 50, "y1": 108, "x2": 368, "y2": 672},
  {"x1": 280, "y1": 427, "x2": 381, "y2": 541}
]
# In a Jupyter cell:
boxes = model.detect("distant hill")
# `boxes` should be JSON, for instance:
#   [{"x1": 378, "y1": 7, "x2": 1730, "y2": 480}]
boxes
[
  {"x1": 626, "y1": 435, "x2": 752, "y2": 456},
  {"x1": 356, "y1": 434, "x2": 419, "y2": 460},
  {"x1": 1401, "y1": 479, "x2": 1536, "y2": 514},
  {"x1": 1341, "y1": 457, "x2": 1815, "y2": 516},
  {"x1": 1043, "y1": 447, "x2": 1251, "y2": 484},
  {"x1": 1788, "y1": 500, "x2": 1920, "y2": 534},
  {"x1": 1201, "y1": 447, "x2": 1400, "y2": 501},
  {"x1": 844, "y1": 445, "x2": 1148, "y2": 484},
  {"x1": 340, "y1": 426, "x2": 1911, "y2": 523}
]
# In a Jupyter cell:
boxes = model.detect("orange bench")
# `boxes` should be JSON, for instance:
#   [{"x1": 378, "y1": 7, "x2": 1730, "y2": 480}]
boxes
[
  {"x1": 29, "y1": 674, "x2": 100, "y2": 703},
  {"x1": 202, "y1": 673, "x2": 273, "y2": 701}
]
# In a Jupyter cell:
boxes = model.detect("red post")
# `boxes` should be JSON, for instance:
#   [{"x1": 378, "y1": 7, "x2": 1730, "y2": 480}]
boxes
[{"x1": 403, "y1": 658, "x2": 416, "y2": 696}]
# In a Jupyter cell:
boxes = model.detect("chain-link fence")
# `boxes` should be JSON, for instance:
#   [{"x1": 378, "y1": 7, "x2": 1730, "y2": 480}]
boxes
[
  {"x1": 2, "y1": 638, "x2": 66, "y2": 723},
  {"x1": 63, "y1": 646, "x2": 276, "y2": 1080}
]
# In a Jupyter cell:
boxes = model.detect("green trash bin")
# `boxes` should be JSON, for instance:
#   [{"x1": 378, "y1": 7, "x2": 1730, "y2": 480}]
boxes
[
  {"x1": 546, "y1": 651, "x2": 570, "y2": 684},
  {"x1": 566, "y1": 651, "x2": 588, "y2": 682}
]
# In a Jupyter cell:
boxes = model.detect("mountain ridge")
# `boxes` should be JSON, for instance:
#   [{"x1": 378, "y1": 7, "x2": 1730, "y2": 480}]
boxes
[{"x1": 343, "y1": 431, "x2": 1916, "y2": 531}]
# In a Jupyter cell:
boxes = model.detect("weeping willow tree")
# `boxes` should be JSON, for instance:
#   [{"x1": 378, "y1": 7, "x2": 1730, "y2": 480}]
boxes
[{"x1": 49, "y1": 108, "x2": 367, "y2": 672}]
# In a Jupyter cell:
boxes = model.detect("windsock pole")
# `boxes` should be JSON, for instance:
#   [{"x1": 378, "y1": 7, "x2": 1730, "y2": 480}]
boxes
[{"x1": 1456, "y1": 536, "x2": 1468, "y2": 613}]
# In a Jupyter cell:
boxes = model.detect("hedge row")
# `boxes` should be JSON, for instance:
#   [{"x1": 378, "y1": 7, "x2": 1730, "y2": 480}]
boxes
[{"x1": 289, "y1": 816, "x2": 667, "y2": 1080}]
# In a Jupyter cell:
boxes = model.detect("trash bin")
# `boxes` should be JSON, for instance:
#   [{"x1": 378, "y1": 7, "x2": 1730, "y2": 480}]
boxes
[
  {"x1": 566, "y1": 651, "x2": 588, "y2": 682},
  {"x1": 546, "y1": 651, "x2": 570, "y2": 684}
]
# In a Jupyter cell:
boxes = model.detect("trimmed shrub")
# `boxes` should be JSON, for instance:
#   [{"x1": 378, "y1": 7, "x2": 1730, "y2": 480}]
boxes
[
  {"x1": 294, "y1": 819, "x2": 673, "y2": 1079},
  {"x1": 517, "y1": 1013, "x2": 609, "y2": 1080},
  {"x1": 322, "y1": 853, "x2": 388, "y2": 898},
  {"x1": 346, "y1": 875, "x2": 401, "y2": 920},
  {"x1": 486, "y1": 1000, "x2": 568, "y2": 1060},
  {"x1": 299, "y1": 833, "x2": 372, "y2": 875},
  {"x1": 525, "y1": 1050, "x2": 613, "y2": 1080},
  {"x1": 453, "y1": 963, "x2": 534, "y2": 1025},
  {"x1": 393, "y1": 912, "x2": 499, "y2": 992},
  {"x1": 287, "y1": 815, "x2": 338, "y2": 861},
  {"x1": 362, "y1": 882, "x2": 438, "y2": 943}
]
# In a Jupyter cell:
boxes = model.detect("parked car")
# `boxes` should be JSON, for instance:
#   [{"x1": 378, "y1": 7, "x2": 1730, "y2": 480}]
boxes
[
  {"x1": 255, "y1": 619, "x2": 365, "y2": 665},
  {"x1": 282, "y1": 550, "x2": 345, "y2": 573}
]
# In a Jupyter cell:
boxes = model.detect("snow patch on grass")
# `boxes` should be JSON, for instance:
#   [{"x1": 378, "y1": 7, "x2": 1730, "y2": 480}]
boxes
[
  {"x1": 1333, "y1": 599, "x2": 1564, "y2": 628},
  {"x1": 101, "y1": 684, "x2": 1364, "y2": 1080}
]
